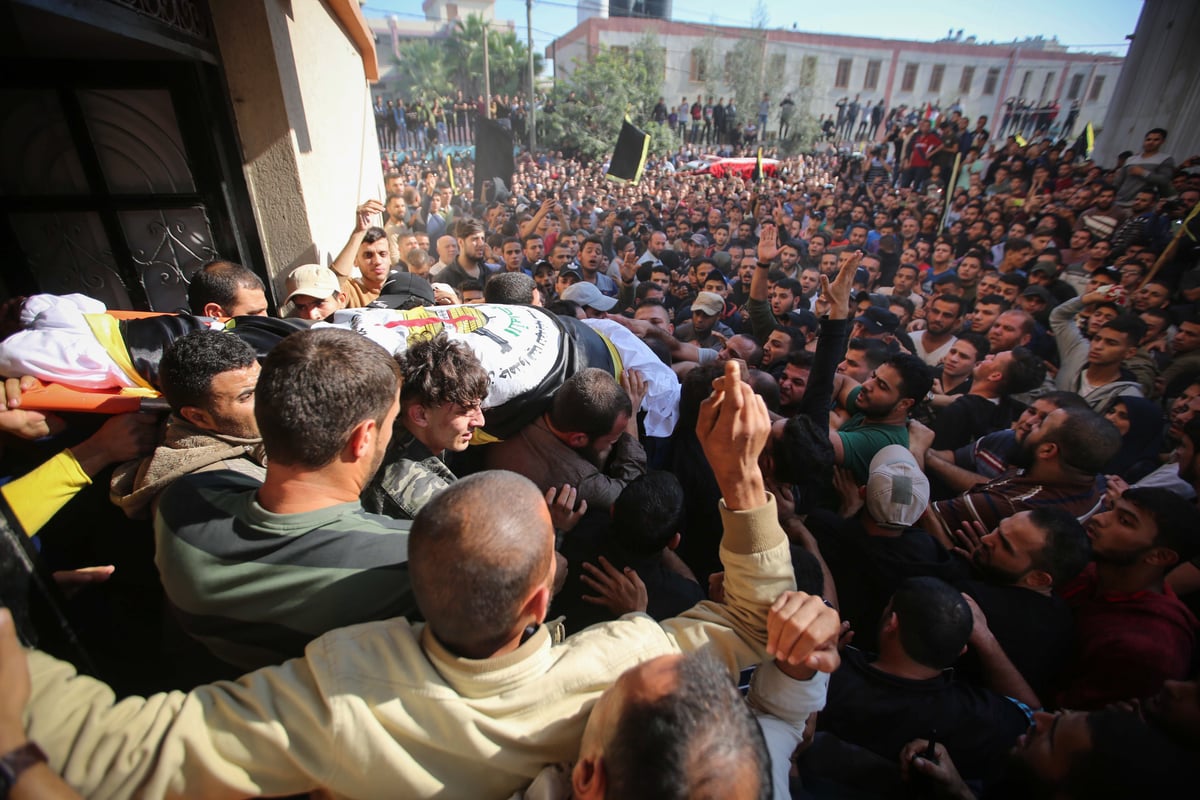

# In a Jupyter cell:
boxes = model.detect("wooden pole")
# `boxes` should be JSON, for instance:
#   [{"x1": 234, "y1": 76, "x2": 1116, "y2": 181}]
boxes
[
  {"x1": 526, "y1": 0, "x2": 536, "y2": 152},
  {"x1": 483, "y1": 23, "x2": 491, "y2": 120},
  {"x1": 1139, "y1": 200, "x2": 1200, "y2": 289},
  {"x1": 939, "y1": 152, "x2": 962, "y2": 232}
]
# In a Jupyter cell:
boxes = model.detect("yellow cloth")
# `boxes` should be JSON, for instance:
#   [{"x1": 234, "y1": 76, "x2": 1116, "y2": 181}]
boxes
[
  {"x1": 1, "y1": 450, "x2": 91, "y2": 535},
  {"x1": 597, "y1": 331, "x2": 624, "y2": 378},
  {"x1": 82, "y1": 314, "x2": 160, "y2": 396}
]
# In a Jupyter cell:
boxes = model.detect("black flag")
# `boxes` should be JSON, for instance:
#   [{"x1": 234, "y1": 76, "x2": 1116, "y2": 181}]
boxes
[
  {"x1": 606, "y1": 118, "x2": 650, "y2": 184},
  {"x1": 1069, "y1": 121, "x2": 1095, "y2": 160},
  {"x1": 474, "y1": 117, "x2": 514, "y2": 203}
]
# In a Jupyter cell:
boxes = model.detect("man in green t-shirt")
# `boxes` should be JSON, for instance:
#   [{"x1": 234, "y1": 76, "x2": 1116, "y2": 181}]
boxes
[{"x1": 830, "y1": 352, "x2": 934, "y2": 483}]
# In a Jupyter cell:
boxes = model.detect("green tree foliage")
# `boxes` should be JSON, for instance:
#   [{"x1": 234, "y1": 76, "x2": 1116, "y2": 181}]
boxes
[
  {"x1": 447, "y1": 15, "x2": 543, "y2": 98},
  {"x1": 725, "y1": 2, "x2": 782, "y2": 116},
  {"x1": 541, "y1": 35, "x2": 675, "y2": 161},
  {"x1": 391, "y1": 14, "x2": 542, "y2": 102},
  {"x1": 393, "y1": 39, "x2": 453, "y2": 104}
]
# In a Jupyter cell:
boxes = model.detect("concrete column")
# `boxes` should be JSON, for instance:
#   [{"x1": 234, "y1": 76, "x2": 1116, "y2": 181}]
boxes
[
  {"x1": 1095, "y1": 0, "x2": 1200, "y2": 165},
  {"x1": 208, "y1": 0, "x2": 382, "y2": 298}
]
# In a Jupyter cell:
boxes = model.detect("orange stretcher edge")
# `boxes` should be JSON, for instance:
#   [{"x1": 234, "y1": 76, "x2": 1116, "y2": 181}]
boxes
[{"x1": 16, "y1": 380, "x2": 168, "y2": 415}]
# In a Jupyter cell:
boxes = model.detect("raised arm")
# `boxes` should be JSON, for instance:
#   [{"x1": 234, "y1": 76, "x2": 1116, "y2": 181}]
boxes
[
  {"x1": 962, "y1": 594, "x2": 1041, "y2": 709},
  {"x1": 924, "y1": 449, "x2": 990, "y2": 493},
  {"x1": 800, "y1": 250, "x2": 858, "y2": 423},
  {"x1": 519, "y1": 199, "x2": 557, "y2": 239},
  {"x1": 697, "y1": 360, "x2": 770, "y2": 512},
  {"x1": 604, "y1": 314, "x2": 713, "y2": 365},
  {"x1": 331, "y1": 200, "x2": 385, "y2": 278},
  {"x1": 662, "y1": 362, "x2": 834, "y2": 671},
  {"x1": 751, "y1": 224, "x2": 779, "y2": 302}
]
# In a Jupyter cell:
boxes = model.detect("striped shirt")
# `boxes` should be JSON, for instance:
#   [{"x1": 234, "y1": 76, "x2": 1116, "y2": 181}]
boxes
[{"x1": 931, "y1": 470, "x2": 1106, "y2": 535}]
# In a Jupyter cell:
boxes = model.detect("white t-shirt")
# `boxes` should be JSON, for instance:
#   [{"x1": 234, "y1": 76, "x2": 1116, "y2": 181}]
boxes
[{"x1": 909, "y1": 330, "x2": 956, "y2": 367}]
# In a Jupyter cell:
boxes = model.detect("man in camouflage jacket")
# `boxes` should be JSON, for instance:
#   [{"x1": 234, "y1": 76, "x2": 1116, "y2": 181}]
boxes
[{"x1": 362, "y1": 333, "x2": 489, "y2": 519}]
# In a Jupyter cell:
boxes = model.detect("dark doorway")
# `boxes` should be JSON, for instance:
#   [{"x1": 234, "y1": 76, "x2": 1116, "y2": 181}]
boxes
[{"x1": 0, "y1": 2, "x2": 266, "y2": 311}]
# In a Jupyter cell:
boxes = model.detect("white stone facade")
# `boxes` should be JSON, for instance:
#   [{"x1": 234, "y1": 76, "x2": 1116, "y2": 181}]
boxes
[{"x1": 550, "y1": 18, "x2": 1124, "y2": 137}]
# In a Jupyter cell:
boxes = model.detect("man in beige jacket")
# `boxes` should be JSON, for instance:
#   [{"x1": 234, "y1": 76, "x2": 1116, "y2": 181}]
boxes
[{"x1": 7, "y1": 361, "x2": 839, "y2": 800}]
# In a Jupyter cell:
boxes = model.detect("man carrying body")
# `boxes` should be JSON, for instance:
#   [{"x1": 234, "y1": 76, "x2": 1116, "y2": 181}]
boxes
[
  {"x1": 674, "y1": 291, "x2": 731, "y2": 351},
  {"x1": 186, "y1": 260, "x2": 269, "y2": 320},
  {"x1": 485, "y1": 367, "x2": 648, "y2": 510},
  {"x1": 283, "y1": 264, "x2": 347, "y2": 322},
  {"x1": 153, "y1": 329, "x2": 413, "y2": 672},
  {"x1": 362, "y1": 334, "x2": 488, "y2": 519},
  {"x1": 112, "y1": 331, "x2": 266, "y2": 519},
  {"x1": 14, "y1": 360, "x2": 843, "y2": 800}
]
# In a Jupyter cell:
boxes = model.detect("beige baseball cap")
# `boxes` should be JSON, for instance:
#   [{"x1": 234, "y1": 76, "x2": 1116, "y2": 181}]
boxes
[{"x1": 285, "y1": 264, "x2": 341, "y2": 303}]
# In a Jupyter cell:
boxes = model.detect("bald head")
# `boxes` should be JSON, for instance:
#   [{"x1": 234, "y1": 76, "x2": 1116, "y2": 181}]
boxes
[
  {"x1": 408, "y1": 471, "x2": 554, "y2": 658},
  {"x1": 436, "y1": 235, "x2": 458, "y2": 264}
]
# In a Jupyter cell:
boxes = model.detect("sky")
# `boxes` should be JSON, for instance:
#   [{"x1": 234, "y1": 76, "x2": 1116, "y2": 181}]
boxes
[{"x1": 363, "y1": 0, "x2": 1144, "y2": 62}]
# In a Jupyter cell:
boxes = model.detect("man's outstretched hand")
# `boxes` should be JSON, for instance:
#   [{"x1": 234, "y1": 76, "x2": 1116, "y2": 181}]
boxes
[
  {"x1": 696, "y1": 360, "x2": 769, "y2": 510},
  {"x1": 581, "y1": 558, "x2": 648, "y2": 616},
  {"x1": 821, "y1": 249, "x2": 861, "y2": 320},
  {"x1": 0, "y1": 377, "x2": 65, "y2": 441},
  {"x1": 757, "y1": 223, "x2": 781, "y2": 264}
]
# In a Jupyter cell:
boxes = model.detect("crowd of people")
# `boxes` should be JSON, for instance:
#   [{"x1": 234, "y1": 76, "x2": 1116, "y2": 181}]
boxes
[
  {"x1": 1, "y1": 110, "x2": 1200, "y2": 799},
  {"x1": 375, "y1": 91, "x2": 533, "y2": 157}
]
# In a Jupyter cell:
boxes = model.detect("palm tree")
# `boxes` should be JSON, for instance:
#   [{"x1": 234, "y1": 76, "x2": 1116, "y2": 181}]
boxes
[
  {"x1": 394, "y1": 40, "x2": 453, "y2": 104},
  {"x1": 447, "y1": 14, "x2": 542, "y2": 99}
]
